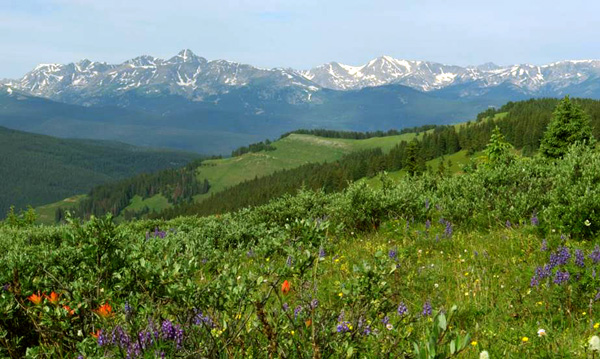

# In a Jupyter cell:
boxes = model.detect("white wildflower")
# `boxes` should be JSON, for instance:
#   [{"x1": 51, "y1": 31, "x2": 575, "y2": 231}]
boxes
[
  {"x1": 590, "y1": 335, "x2": 600, "y2": 352},
  {"x1": 479, "y1": 350, "x2": 490, "y2": 359}
]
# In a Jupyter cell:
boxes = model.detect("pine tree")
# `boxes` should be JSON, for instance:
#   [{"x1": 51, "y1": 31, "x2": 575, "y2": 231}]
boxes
[
  {"x1": 484, "y1": 126, "x2": 514, "y2": 165},
  {"x1": 540, "y1": 96, "x2": 595, "y2": 158}
]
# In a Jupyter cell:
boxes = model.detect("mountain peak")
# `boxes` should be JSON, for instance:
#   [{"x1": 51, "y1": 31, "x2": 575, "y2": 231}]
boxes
[{"x1": 169, "y1": 49, "x2": 203, "y2": 64}]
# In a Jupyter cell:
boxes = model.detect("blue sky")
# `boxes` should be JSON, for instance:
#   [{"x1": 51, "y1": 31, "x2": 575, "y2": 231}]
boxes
[{"x1": 1, "y1": 0, "x2": 599, "y2": 78}]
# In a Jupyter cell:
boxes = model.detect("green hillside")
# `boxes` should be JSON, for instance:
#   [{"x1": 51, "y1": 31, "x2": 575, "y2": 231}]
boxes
[
  {"x1": 194, "y1": 132, "x2": 420, "y2": 198},
  {"x1": 0, "y1": 126, "x2": 199, "y2": 217},
  {"x1": 3, "y1": 136, "x2": 600, "y2": 357}
]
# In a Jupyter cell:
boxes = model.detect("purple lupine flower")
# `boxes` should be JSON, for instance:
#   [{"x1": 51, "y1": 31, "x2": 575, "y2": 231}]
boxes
[
  {"x1": 97, "y1": 330, "x2": 107, "y2": 347},
  {"x1": 382, "y1": 316, "x2": 389, "y2": 325},
  {"x1": 246, "y1": 249, "x2": 255, "y2": 258},
  {"x1": 336, "y1": 321, "x2": 351, "y2": 333},
  {"x1": 435, "y1": 234, "x2": 440, "y2": 242},
  {"x1": 575, "y1": 249, "x2": 585, "y2": 268},
  {"x1": 77, "y1": 356, "x2": 84, "y2": 359},
  {"x1": 2, "y1": 283, "x2": 9, "y2": 292},
  {"x1": 397, "y1": 302, "x2": 408, "y2": 316},
  {"x1": 505, "y1": 220, "x2": 512, "y2": 228},
  {"x1": 553, "y1": 270, "x2": 570, "y2": 285},
  {"x1": 389, "y1": 248, "x2": 398, "y2": 260},
  {"x1": 589, "y1": 246, "x2": 600, "y2": 264},
  {"x1": 595, "y1": 290, "x2": 600, "y2": 302},
  {"x1": 294, "y1": 305, "x2": 302, "y2": 319},
  {"x1": 444, "y1": 221, "x2": 453, "y2": 239},
  {"x1": 310, "y1": 299, "x2": 319, "y2": 309},
  {"x1": 286, "y1": 255, "x2": 293, "y2": 267},
  {"x1": 319, "y1": 247, "x2": 326, "y2": 258},
  {"x1": 193, "y1": 310, "x2": 215, "y2": 328},
  {"x1": 549, "y1": 246, "x2": 571, "y2": 269},
  {"x1": 363, "y1": 325, "x2": 372, "y2": 335},
  {"x1": 111, "y1": 326, "x2": 130, "y2": 348},
  {"x1": 531, "y1": 212, "x2": 539, "y2": 226},
  {"x1": 425, "y1": 198, "x2": 430, "y2": 210},
  {"x1": 530, "y1": 275, "x2": 540, "y2": 287},
  {"x1": 422, "y1": 301, "x2": 432, "y2": 316},
  {"x1": 425, "y1": 219, "x2": 431, "y2": 231},
  {"x1": 282, "y1": 303, "x2": 289, "y2": 312},
  {"x1": 541, "y1": 239, "x2": 548, "y2": 252},
  {"x1": 438, "y1": 217, "x2": 446, "y2": 225}
]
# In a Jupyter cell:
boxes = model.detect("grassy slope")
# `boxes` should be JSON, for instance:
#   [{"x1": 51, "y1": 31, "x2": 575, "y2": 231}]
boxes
[{"x1": 194, "y1": 133, "x2": 420, "y2": 197}]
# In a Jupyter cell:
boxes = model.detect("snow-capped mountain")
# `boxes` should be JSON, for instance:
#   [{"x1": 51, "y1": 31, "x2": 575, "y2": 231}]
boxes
[
  {"x1": 3, "y1": 51, "x2": 600, "y2": 107},
  {"x1": 302, "y1": 56, "x2": 600, "y2": 95},
  {"x1": 2, "y1": 49, "x2": 318, "y2": 106}
]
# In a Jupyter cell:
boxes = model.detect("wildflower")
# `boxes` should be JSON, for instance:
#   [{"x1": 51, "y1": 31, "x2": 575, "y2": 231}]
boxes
[
  {"x1": 336, "y1": 321, "x2": 351, "y2": 333},
  {"x1": 45, "y1": 291, "x2": 60, "y2": 304},
  {"x1": 590, "y1": 336, "x2": 600, "y2": 352},
  {"x1": 310, "y1": 299, "x2": 319, "y2": 309},
  {"x1": 444, "y1": 221, "x2": 453, "y2": 238},
  {"x1": 585, "y1": 220, "x2": 592, "y2": 227},
  {"x1": 553, "y1": 270, "x2": 570, "y2": 285},
  {"x1": 389, "y1": 248, "x2": 398, "y2": 260},
  {"x1": 537, "y1": 328, "x2": 546, "y2": 337},
  {"x1": 338, "y1": 292, "x2": 343, "y2": 298},
  {"x1": 382, "y1": 316, "x2": 389, "y2": 325},
  {"x1": 397, "y1": 302, "x2": 408, "y2": 316},
  {"x1": 282, "y1": 303, "x2": 289, "y2": 311},
  {"x1": 290, "y1": 330, "x2": 295, "y2": 335},
  {"x1": 319, "y1": 247, "x2": 326, "y2": 258},
  {"x1": 281, "y1": 280, "x2": 290, "y2": 295},
  {"x1": 305, "y1": 319, "x2": 312, "y2": 328},
  {"x1": 286, "y1": 255, "x2": 293, "y2": 267},
  {"x1": 425, "y1": 198, "x2": 430, "y2": 210},
  {"x1": 531, "y1": 212, "x2": 539, "y2": 226},
  {"x1": 386, "y1": 323, "x2": 393, "y2": 330},
  {"x1": 575, "y1": 249, "x2": 585, "y2": 268},
  {"x1": 590, "y1": 246, "x2": 600, "y2": 264},
  {"x1": 63, "y1": 305, "x2": 75, "y2": 315},
  {"x1": 479, "y1": 351, "x2": 490, "y2": 359},
  {"x1": 294, "y1": 306, "x2": 302, "y2": 319},
  {"x1": 28, "y1": 292, "x2": 43, "y2": 305},
  {"x1": 506, "y1": 220, "x2": 512, "y2": 228},
  {"x1": 541, "y1": 239, "x2": 548, "y2": 251},
  {"x1": 422, "y1": 301, "x2": 432, "y2": 316},
  {"x1": 425, "y1": 219, "x2": 431, "y2": 231},
  {"x1": 95, "y1": 302, "x2": 113, "y2": 318},
  {"x1": 522, "y1": 336, "x2": 529, "y2": 342},
  {"x1": 471, "y1": 341, "x2": 478, "y2": 346}
]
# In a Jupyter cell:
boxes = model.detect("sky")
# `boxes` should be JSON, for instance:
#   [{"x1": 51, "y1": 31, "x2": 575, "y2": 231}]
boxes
[{"x1": 1, "y1": 0, "x2": 600, "y2": 78}]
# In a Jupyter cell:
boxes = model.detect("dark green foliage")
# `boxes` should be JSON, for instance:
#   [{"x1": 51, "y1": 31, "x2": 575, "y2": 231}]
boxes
[
  {"x1": 231, "y1": 139, "x2": 275, "y2": 157},
  {"x1": 70, "y1": 160, "x2": 210, "y2": 219},
  {"x1": 280, "y1": 125, "x2": 437, "y2": 140},
  {"x1": 539, "y1": 96, "x2": 595, "y2": 158},
  {"x1": 0, "y1": 126, "x2": 199, "y2": 217},
  {"x1": 404, "y1": 140, "x2": 425, "y2": 176},
  {"x1": 484, "y1": 126, "x2": 514, "y2": 165}
]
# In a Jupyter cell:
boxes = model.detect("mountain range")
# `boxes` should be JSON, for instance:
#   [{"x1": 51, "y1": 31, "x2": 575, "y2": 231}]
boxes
[{"x1": 1, "y1": 50, "x2": 600, "y2": 154}]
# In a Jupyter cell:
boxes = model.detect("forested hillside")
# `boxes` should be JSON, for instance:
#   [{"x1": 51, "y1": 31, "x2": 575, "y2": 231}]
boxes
[
  {"x1": 156, "y1": 97, "x2": 600, "y2": 218},
  {"x1": 0, "y1": 126, "x2": 199, "y2": 216}
]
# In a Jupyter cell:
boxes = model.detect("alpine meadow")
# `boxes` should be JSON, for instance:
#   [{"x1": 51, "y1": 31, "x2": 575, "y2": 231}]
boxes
[{"x1": 3, "y1": 1, "x2": 600, "y2": 358}]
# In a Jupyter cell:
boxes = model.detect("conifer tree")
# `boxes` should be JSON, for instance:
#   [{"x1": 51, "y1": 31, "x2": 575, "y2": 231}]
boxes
[
  {"x1": 484, "y1": 126, "x2": 513, "y2": 164},
  {"x1": 540, "y1": 96, "x2": 595, "y2": 158}
]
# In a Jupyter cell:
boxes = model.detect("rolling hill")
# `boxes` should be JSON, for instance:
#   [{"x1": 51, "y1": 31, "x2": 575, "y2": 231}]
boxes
[{"x1": 0, "y1": 126, "x2": 199, "y2": 217}]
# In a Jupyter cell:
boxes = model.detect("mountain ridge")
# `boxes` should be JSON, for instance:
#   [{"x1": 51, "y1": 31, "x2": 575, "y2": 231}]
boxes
[{"x1": 3, "y1": 51, "x2": 600, "y2": 105}]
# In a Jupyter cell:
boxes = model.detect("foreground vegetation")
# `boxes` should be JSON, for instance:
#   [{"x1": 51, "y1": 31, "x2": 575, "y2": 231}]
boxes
[
  {"x1": 2, "y1": 97, "x2": 600, "y2": 357},
  {"x1": 2, "y1": 134, "x2": 600, "y2": 357}
]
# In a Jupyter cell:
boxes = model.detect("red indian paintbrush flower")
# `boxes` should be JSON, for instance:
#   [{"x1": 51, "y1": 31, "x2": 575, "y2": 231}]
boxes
[
  {"x1": 63, "y1": 305, "x2": 75, "y2": 315},
  {"x1": 45, "y1": 291, "x2": 60, "y2": 304},
  {"x1": 28, "y1": 292, "x2": 43, "y2": 305},
  {"x1": 95, "y1": 302, "x2": 112, "y2": 317},
  {"x1": 281, "y1": 280, "x2": 290, "y2": 295}
]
